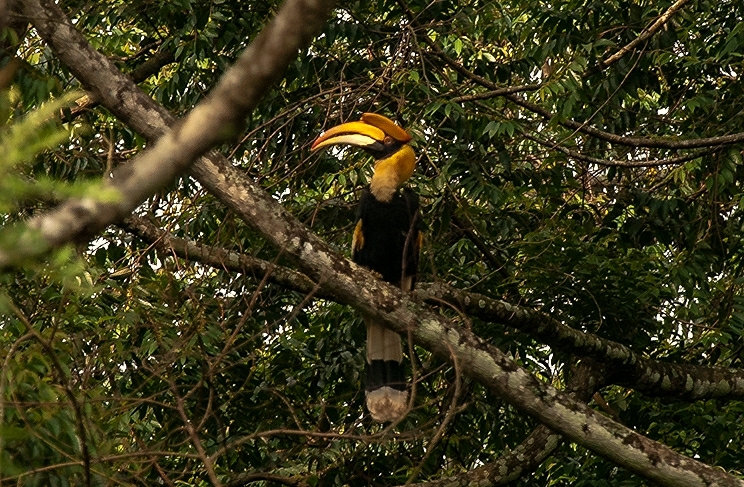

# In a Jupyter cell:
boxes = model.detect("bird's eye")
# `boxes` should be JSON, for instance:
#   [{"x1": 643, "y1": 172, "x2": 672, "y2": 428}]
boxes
[{"x1": 384, "y1": 136, "x2": 394, "y2": 145}]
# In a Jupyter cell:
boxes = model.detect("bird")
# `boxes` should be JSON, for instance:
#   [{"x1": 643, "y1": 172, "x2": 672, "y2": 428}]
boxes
[{"x1": 311, "y1": 112, "x2": 421, "y2": 422}]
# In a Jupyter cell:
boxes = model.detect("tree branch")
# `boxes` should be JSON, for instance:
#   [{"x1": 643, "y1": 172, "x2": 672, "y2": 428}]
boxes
[
  {"x1": 225, "y1": 472, "x2": 308, "y2": 487},
  {"x1": 68, "y1": 47, "x2": 176, "y2": 118},
  {"x1": 417, "y1": 282, "x2": 744, "y2": 402},
  {"x1": 449, "y1": 84, "x2": 541, "y2": 103},
  {"x1": 413, "y1": 19, "x2": 744, "y2": 150},
  {"x1": 599, "y1": 0, "x2": 690, "y2": 70},
  {"x1": 120, "y1": 216, "x2": 330, "y2": 300},
  {"x1": 522, "y1": 131, "x2": 713, "y2": 168},
  {"x1": 25, "y1": 3, "x2": 744, "y2": 486},
  {"x1": 503, "y1": 92, "x2": 744, "y2": 149},
  {"x1": 123, "y1": 216, "x2": 744, "y2": 404},
  {"x1": 3, "y1": 0, "x2": 336, "y2": 269}
]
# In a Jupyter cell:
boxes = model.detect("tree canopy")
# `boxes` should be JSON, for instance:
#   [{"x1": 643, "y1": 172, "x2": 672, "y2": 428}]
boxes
[{"x1": 2, "y1": 0, "x2": 744, "y2": 485}]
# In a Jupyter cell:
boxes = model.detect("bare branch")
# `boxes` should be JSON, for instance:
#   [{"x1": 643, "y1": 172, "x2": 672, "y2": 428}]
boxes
[
  {"x1": 450, "y1": 84, "x2": 541, "y2": 103},
  {"x1": 226, "y1": 472, "x2": 309, "y2": 487},
  {"x1": 504, "y1": 92, "x2": 744, "y2": 149},
  {"x1": 120, "y1": 216, "x2": 328, "y2": 299},
  {"x1": 600, "y1": 0, "x2": 690, "y2": 69},
  {"x1": 167, "y1": 376, "x2": 221, "y2": 487}
]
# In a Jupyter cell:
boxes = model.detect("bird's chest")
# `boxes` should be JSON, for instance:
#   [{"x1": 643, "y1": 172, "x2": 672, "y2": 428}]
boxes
[
  {"x1": 360, "y1": 196, "x2": 413, "y2": 244},
  {"x1": 354, "y1": 193, "x2": 416, "y2": 283}
]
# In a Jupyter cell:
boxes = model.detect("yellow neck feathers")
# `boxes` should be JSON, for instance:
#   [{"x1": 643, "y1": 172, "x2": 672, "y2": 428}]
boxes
[{"x1": 370, "y1": 145, "x2": 415, "y2": 202}]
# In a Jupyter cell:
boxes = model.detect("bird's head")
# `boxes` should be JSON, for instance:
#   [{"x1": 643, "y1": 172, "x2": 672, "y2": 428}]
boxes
[{"x1": 311, "y1": 113, "x2": 415, "y2": 201}]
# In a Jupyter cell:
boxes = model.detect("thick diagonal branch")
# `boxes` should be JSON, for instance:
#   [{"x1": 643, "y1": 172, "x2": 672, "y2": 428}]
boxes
[{"x1": 124, "y1": 216, "x2": 744, "y2": 403}]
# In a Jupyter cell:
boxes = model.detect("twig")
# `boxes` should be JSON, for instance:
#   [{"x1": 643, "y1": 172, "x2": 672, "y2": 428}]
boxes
[
  {"x1": 450, "y1": 84, "x2": 541, "y2": 103},
  {"x1": 0, "y1": 331, "x2": 34, "y2": 487},
  {"x1": 167, "y1": 376, "x2": 222, "y2": 487},
  {"x1": 6, "y1": 301, "x2": 92, "y2": 487},
  {"x1": 404, "y1": 340, "x2": 463, "y2": 485},
  {"x1": 600, "y1": 0, "x2": 690, "y2": 69}
]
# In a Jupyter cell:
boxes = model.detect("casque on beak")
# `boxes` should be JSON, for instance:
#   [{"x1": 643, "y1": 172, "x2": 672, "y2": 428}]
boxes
[{"x1": 310, "y1": 113, "x2": 412, "y2": 153}]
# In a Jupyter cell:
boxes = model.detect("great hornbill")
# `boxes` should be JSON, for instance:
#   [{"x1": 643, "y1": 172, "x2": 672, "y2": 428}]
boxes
[{"x1": 311, "y1": 113, "x2": 421, "y2": 422}]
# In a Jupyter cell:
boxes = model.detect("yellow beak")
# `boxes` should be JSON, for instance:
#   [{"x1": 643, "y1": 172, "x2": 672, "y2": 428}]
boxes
[
  {"x1": 310, "y1": 113, "x2": 412, "y2": 152},
  {"x1": 311, "y1": 121, "x2": 386, "y2": 152}
]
